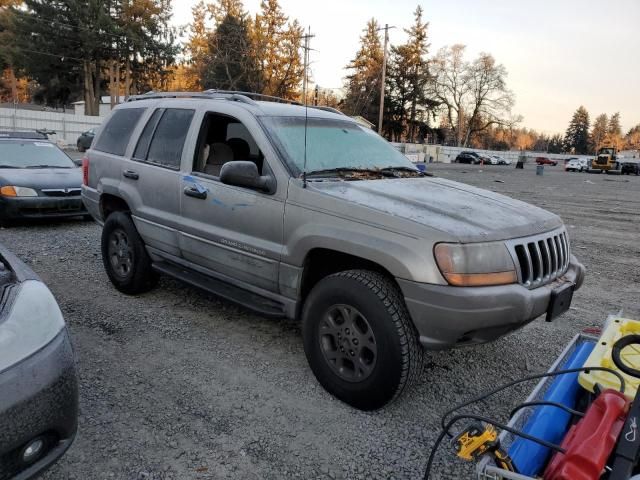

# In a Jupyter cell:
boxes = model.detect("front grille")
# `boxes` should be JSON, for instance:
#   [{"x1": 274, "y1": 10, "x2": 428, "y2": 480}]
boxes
[
  {"x1": 596, "y1": 157, "x2": 608, "y2": 165},
  {"x1": 41, "y1": 188, "x2": 81, "y2": 197},
  {"x1": 508, "y1": 229, "x2": 570, "y2": 288}
]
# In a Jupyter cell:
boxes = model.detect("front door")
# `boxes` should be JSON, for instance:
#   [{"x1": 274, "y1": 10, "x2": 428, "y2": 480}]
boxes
[{"x1": 178, "y1": 107, "x2": 286, "y2": 293}]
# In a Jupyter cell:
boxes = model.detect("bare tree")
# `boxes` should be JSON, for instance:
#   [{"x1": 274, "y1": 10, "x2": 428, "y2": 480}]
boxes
[{"x1": 430, "y1": 45, "x2": 515, "y2": 147}]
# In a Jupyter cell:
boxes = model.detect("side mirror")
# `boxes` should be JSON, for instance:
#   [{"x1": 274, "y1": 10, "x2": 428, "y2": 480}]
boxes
[
  {"x1": 73, "y1": 158, "x2": 82, "y2": 167},
  {"x1": 220, "y1": 161, "x2": 273, "y2": 192}
]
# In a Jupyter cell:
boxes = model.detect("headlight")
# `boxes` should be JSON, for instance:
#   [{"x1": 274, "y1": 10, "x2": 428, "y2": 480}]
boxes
[
  {"x1": 0, "y1": 186, "x2": 38, "y2": 197},
  {"x1": 434, "y1": 242, "x2": 517, "y2": 287},
  {"x1": 0, "y1": 280, "x2": 65, "y2": 370}
]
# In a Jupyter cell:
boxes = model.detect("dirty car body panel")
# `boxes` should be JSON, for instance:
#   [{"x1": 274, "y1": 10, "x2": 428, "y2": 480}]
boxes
[{"x1": 0, "y1": 243, "x2": 78, "y2": 480}]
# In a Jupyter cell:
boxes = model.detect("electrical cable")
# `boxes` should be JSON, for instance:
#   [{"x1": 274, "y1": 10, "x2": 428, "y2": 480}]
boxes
[
  {"x1": 440, "y1": 366, "x2": 626, "y2": 433},
  {"x1": 423, "y1": 414, "x2": 566, "y2": 480},
  {"x1": 508, "y1": 401, "x2": 585, "y2": 419}
]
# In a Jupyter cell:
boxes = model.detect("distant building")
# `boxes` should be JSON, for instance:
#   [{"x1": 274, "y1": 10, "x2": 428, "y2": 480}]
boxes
[{"x1": 72, "y1": 96, "x2": 122, "y2": 116}]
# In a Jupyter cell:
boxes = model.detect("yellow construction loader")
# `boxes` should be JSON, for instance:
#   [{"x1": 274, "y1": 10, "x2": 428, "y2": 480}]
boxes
[{"x1": 588, "y1": 140, "x2": 620, "y2": 174}]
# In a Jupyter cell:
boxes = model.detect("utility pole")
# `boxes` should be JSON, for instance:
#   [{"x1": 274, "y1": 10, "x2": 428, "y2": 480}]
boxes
[
  {"x1": 377, "y1": 24, "x2": 394, "y2": 135},
  {"x1": 301, "y1": 27, "x2": 315, "y2": 105}
]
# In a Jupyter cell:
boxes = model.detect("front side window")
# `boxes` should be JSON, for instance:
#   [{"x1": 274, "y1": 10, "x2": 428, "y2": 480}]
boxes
[
  {"x1": 262, "y1": 116, "x2": 414, "y2": 175},
  {"x1": 135, "y1": 108, "x2": 194, "y2": 169},
  {"x1": 192, "y1": 112, "x2": 264, "y2": 177},
  {"x1": 93, "y1": 108, "x2": 145, "y2": 156}
]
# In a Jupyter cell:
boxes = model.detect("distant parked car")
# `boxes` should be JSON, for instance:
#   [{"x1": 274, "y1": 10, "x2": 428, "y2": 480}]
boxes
[
  {"x1": 492, "y1": 155, "x2": 511, "y2": 165},
  {"x1": 535, "y1": 157, "x2": 558, "y2": 166},
  {"x1": 76, "y1": 128, "x2": 95, "y2": 152},
  {"x1": 478, "y1": 154, "x2": 497, "y2": 165},
  {"x1": 0, "y1": 131, "x2": 86, "y2": 224},
  {"x1": 566, "y1": 158, "x2": 589, "y2": 172},
  {"x1": 455, "y1": 151, "x2": 481, "y2": 164},
  {"x1": 0, "y1": 242, "x2": 78, "y2": 479},
  {"x1": 620, "y1": 160, "x2": 640, "y2": 175}
]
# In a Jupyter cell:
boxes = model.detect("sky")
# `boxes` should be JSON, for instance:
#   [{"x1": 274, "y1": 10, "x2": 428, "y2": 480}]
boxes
[{"x1": 171, "y1": 0, "x2": 640, "y2": 135}]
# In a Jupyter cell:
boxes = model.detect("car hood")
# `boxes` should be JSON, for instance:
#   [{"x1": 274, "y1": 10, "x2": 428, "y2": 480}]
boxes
[
  {"x1": 310, "y1": 176, "x2": 563, "y2": 242},
  {"x1": 0, "y1": 167, "x2": 82, "y2": 190}
]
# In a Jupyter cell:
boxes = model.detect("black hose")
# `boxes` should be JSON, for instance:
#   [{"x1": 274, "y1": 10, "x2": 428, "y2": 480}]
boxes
[
  {"x1": 440, "y1": 366, "x2": 625, "y2": 433},
  {"x1": 423, "y1": 414, "x2": 566, "y2": 480}
]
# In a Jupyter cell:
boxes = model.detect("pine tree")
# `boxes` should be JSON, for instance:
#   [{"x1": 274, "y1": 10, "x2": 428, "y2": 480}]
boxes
[
  {"x1": 201, "y1": 13, "x2": 257, "y2": 91},
  {"x1": 564, "y1": 106, "x2": 590, "y2": 154},
  {"x1": 208, "y1": 0, "x2": 247, "y2": 25},
  {"x1": 608, "y1": 112, "x2": 622, "y2": 137},
  {"x1": 252, "y1": 0, "x2": 303, "y2": 99},
  {"x1": 184, "y1": 0, "x2": 209, "y2": 90},
  {"x1": 590, "y1": 113, "x2": 608, "y2": 152},
  {"x1": 386, "y1": 6, "x2": 436, "y2": 142},
  {"x1": 342, "y1": 19, "x2": 383, "y2": 127}
]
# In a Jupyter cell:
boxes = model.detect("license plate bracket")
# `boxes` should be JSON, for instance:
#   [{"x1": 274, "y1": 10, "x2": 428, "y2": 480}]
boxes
[{"x1": 546, "y1": 282, "x2": 575, "y2": 322}]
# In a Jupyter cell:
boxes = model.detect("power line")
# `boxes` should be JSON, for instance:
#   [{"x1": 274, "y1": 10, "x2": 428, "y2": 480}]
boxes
[{"x1": 14, "y1": 48, "x2": 84, "y2": 62}]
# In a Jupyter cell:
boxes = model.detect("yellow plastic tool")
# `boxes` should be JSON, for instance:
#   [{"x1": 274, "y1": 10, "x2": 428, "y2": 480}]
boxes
[{"x1": 579, "y1": 317, "x2": 640, "y2": 399}]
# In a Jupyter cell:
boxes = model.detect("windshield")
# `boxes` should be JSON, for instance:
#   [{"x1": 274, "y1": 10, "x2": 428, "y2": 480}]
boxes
[
  {"x1": 0, "y1": 140, "x2": 76, "y2": 168},
  {"x1": 262, "y1": 116, "x2": 415, "y2": 174}
]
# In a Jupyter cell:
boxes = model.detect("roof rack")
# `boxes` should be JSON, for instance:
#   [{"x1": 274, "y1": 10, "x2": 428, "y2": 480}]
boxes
[
  {"x1": 309, "y1": 105, "x2": 347, "y2": 116},
  {"x1": 126, "y1": 90, "x2": 302, "y2": 107},
  {"x1": 0, "y1": 129, "x2": 53, "y2": 139}
]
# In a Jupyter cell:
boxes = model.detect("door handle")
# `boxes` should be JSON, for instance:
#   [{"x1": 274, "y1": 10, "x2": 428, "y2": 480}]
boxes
[
  {"x1": 183, "y1": 186, "x2": 207, "y2": 199},
  {"x1": 123, "y1": 170, "x2": 139, "y2": 180}
]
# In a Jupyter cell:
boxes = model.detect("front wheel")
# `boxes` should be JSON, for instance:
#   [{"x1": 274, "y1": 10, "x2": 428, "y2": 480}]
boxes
[
  {"x1": 101, "y1": 212, "x2": 158, "y2": 294},
  {"x1": 302, "y1": 270, "x2": 424, "y2": 410}
]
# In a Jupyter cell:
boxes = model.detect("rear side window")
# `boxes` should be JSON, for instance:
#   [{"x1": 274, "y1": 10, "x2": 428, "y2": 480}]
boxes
[
  {"x1": 133, "y1": 109, "x2": 163, "y2": 160},
  {"x1": 136, "y1": 108, "x2": 194, "y2": 169},
  {"x1": 93, "y1": 108, "x2": 145, "y2": 156}
]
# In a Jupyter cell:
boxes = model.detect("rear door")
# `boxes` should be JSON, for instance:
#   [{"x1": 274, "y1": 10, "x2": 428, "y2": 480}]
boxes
[{"x1": 119, "y1": 104, "x2": 196, "y2": 257}]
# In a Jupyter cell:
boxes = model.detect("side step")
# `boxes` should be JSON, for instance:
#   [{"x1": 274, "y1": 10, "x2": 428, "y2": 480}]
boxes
[{"x1": 152, "y1": 261, "x2": 286, "y2": 318}]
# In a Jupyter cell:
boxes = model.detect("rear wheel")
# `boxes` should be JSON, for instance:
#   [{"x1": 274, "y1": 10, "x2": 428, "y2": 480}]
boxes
[
  {"x1": 302, "y1": 269, "x2": 424, "y2": 410},
  {"x1": 101, "y1": 212, "x2": 158, "y2": 294}
]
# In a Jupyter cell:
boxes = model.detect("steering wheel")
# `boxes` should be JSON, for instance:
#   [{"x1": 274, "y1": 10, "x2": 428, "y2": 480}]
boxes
[{"x1": 612, "y1": 335, "x2": 640, "y2": 379}]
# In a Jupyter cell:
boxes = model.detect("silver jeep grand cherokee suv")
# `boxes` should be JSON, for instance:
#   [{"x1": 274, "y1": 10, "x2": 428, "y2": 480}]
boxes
[{"x1": 82, "y1": 91, "x2": 585, "y2": 410}]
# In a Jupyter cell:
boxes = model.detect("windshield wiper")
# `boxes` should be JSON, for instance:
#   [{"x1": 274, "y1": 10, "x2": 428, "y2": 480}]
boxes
[
  {"x1": 379, "y1": 166, "x2": 427, "y2": 176},
  {"x1": 304, "y1": 167, "x2": 400, "y2": 178}
]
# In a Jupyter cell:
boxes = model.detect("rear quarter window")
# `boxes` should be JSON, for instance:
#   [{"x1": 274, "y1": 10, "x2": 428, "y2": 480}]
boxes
[{"x1": 93, "y1": 108, "x2": 145, "y2": 156}]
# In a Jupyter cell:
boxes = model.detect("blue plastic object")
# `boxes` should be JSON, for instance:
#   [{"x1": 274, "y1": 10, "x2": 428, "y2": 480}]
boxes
[{"x1": 508, "y1": 341, "x2": 595, "y2": 476}]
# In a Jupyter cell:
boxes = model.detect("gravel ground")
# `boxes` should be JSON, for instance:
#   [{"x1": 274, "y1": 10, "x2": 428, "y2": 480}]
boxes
[{"x1": 2, "y1": 161, "x2": 639, "y2": 480}]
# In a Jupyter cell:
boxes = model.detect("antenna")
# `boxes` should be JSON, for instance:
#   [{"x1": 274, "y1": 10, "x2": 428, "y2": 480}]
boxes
[{"x1": 301, "y1": 26, "x2": 315, "y2": 188}]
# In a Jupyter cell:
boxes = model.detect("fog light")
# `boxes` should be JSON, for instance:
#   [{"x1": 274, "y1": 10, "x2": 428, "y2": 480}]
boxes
[{"x1": 21, "y1": 438, "x2": 44, "y2": 463}]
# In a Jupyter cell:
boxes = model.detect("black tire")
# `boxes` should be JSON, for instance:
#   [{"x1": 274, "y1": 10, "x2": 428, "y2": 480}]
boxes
[
  {"x1": 77, "y1": 142, "x2": 85, "y2": 153},
  {"x1": 302, "y1": 269, "x2": 424, "y2": 410},
  {"x1": 101, "y1": 211, "x2": 158, "y2": 294}
]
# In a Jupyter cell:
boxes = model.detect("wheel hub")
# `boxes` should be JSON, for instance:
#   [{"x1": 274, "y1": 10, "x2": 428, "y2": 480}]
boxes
[
  {"x1": 108, "y1": 229, "x2": 133, "y2": 278},
  {"x1": 318, "y1": 304, "x2": 377, "y2": 382}
]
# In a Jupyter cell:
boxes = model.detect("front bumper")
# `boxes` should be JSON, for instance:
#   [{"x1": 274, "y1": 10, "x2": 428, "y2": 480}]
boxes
[
  {"x1": 398, "y1": 255, "x2": 586, "y2": 349},
  {"x1": 0, "y1": 329, "x2": 78, "y2": 480},
  {"x1": 0, "y1": 196, "x2": 86, "y2": 220}
]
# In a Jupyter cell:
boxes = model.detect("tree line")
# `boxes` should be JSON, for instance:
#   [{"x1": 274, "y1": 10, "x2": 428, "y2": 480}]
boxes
[
  {"x1": 341, "y1": 9, "x2": 517, "y2": 146},
  {"x1": 1, "y1": 0, "x2": 638, "y2": 153},
  {"x1": 0, "y1": 0, "x2": 178, "y2": 115}
]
